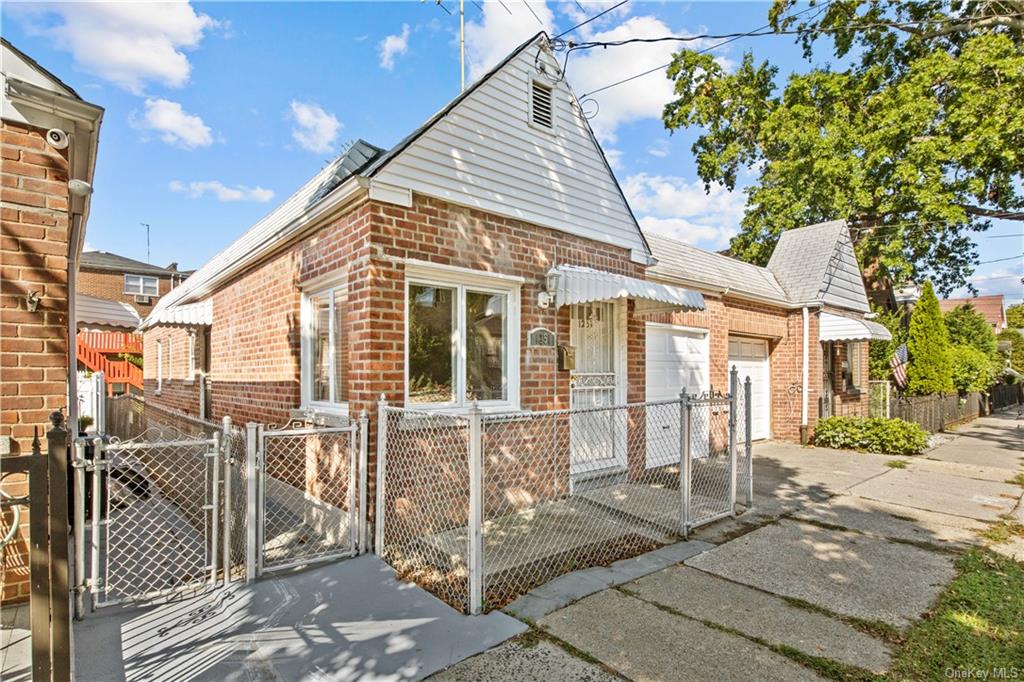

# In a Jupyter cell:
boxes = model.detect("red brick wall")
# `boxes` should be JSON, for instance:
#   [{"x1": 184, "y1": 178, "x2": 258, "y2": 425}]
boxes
[
  {"x1": 1, "y1": 119, "x2": 72, "y2": 603},
  {"x1": 142, "y1": 325, "x2": 201, "y2": 415},
  {"x1": 79, "y1": 267, "x2": 175, "y2": 316}
]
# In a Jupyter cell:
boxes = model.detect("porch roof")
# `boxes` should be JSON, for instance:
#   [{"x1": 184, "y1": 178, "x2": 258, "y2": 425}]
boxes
[
  {"x1": 76, "y1": 293, "x2": 141, "y2": 329},
  {"x1": 547, "y1": 264, "x2": 705, "y2": 314},
  {"x1": 819, "y1": 312, "x2": 892, "y2": 342}
]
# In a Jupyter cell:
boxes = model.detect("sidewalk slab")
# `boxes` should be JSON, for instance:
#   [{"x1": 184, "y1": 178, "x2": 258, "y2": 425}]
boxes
[
  {"x1": 846, "y1": 468, "x2": 1020, "y2": 521},
  {"x1": 791, "y1": 495, "x2": 988, "y2": 549},
  {"x1": 908, "y1": 457, "x2": 1023, "y2": 483},
  {"x1": 539, "y1": 590, "x2": 823, "y2": 681},
  {"x1": 0, "y1": 603, "x2": 29, "y2": 682},
  {"x1": 431, "y1": 638, "x2": 620, "y2": 681},
  {"x1": 925, "y1": 414, "x2": 1024, "y2": 471},
  {"x1": 629, "y1": 566, "x2": 892, "y2": 673},
  {"x1": 503, "y1": 540, "x2": 711, "y2": 621},
  {"x1": 687, "y1": 520, "x2": 956, "y2": 627}
]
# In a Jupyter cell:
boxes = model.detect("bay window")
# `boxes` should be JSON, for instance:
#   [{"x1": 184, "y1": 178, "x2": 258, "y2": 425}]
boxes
[
  {"x1": 406, "y1": 263, "x2": 520, "y2": 409},
  {"x1": 302, "y1": 282, "x2": 347, "y2": 412}
]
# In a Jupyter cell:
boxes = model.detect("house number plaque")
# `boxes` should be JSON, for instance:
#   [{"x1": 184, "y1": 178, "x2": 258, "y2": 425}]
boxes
[{"x1": 528, "y1": 327, "x2": 556, "y2": 348}]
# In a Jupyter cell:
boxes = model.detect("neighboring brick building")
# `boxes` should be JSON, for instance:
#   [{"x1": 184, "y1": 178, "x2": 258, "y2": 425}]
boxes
[
  {"x1": 1, "y1": 38, "x2": 102, "y2": 602},
  {"x1": 78, "y1": 250, "x2": 190, "y2": 317},
  {"x1": 939, "y1": 294, "x2": 1007, "y2": 331}
]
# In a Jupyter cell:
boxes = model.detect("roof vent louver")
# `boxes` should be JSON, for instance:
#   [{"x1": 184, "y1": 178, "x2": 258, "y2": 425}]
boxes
[{"x1": 531, "y1": 80, "x2": 554, "y2": 129}]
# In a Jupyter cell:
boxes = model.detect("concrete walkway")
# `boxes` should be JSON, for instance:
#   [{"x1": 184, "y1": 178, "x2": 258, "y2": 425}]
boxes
[{"x1": 436, "y1": 411, "x2": 1024, "y2": 680}]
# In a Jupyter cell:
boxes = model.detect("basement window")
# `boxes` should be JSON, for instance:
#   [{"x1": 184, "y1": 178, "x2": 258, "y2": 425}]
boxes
[{"x1": 529, "y1": 79, "x2": 554, "y2": 130}]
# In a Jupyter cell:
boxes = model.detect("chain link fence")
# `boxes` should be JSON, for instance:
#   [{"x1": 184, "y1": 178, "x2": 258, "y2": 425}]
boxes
[{"x1": 376, "y1": 372, "x2": 749, "y2": 614}]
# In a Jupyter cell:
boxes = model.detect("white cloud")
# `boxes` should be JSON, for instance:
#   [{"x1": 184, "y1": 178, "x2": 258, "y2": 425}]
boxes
[
  {"x1": 9, "y1": 2, "x2": 218, "y2": 94},
  {"x1": 959, "y1": 266, "x2": 1024, "y2": 302},
  {"x1": 648, "y1": 139, "x2": 670, "y2": 158},
  {"x1": 624, "y1": 173, "x2": 746, "y2": 248},
  {"x1": 132, "y1": 98, "x2": 213, "y2": 149},
  {"x1": 604, "y1": 148, "x2": 624, "y2": 170},
  {"x1": 568, "y1": 16, "x2": 716, "y2": 143},
  {"x1": 465, "y1": 1, "x2": 555, "y2": 80},
  {"x1": 379, "y1": 24, "x2": 411, "y2": 70},
  {"x1": 169, "y1": 180, "x2": 274, "y2": 203},
  {"x1": 561, "y1": 1, "x2": 633, "y2": 37},
  {"x1": 288, "y1": 101, "x2": 341, "y2": 154}
]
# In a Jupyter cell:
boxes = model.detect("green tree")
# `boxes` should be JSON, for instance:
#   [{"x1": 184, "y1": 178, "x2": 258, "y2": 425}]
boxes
[
  {"x1": 1007, "y1": 303, "x2": 1024, "y2": 329},
  {"x1": 868, "y1": 307, "x2": 907, "y2": 380},
  {"x1": 997, "y1": 328, "x2": 1024, "y2": 374},
  {"x1": 949, "y1": 345, "x2": 996, "y2": 394},
  {"x1": 944, "y1": 303, "x2": 1000, "y2": 370},
  {"x1": 662, "y1": 1, "x2": 1024, "y2": 294},
  {"x1": 906, "y1": 281, "x2": 954, "y2": 394}
]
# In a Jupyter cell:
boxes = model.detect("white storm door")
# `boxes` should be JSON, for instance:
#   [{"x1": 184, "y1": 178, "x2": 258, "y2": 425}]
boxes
[
  {"x1": 728, "y1": 337, "x2": 771, "y2": 440},
  {"x1": 569, "y1": 302, "x2": 624, "y2": 474},
  {"x1": 645, "y1": 324, "x2": 710, "y2": 467}
]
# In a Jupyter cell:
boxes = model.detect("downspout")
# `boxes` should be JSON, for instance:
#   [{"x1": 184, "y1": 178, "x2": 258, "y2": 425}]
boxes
[
  {"x1": 800, "y1": 306, "x2": 809, "y2": 444},
  {"x1": 67, "y1": 212, "x2": 83, "y2": 436}
]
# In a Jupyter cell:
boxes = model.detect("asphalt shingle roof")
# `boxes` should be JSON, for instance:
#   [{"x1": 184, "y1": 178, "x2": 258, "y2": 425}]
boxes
[
  {"x1": 644, "y1": 233, "x2": 788, "y2": 305},
  {"x1": 80, "y1": 250, "x2": 189, "y2": 277},
  {"x1": 766, "y1": 220, "x2": 848, "y2": 304}
]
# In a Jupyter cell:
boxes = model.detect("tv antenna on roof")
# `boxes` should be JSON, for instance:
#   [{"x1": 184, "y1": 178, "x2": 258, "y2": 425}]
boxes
[
  {"x1": 140, "y1": 223, "x2": 150, "y2": 262},
  {"x1": 425, "y1": 0, "x2": 466, "y2": 91}
]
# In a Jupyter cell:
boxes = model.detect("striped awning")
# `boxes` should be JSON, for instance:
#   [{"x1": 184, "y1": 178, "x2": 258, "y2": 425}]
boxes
[
  {"x1": 820, "y1": 312, "x2": 892, "y2": 342},
  {"x1": 76, "y1": 293, "x2": 141, "y2": 329},
  {"x1": 139, "y1": 299, "x2": 213, "y2": 330},
  {"x1": 547, "y1": 264, "x2": 705, "y2": 314}
]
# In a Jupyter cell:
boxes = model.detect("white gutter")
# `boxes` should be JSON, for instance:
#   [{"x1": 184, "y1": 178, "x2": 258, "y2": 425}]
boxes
[{"x1": 801, "y1": 306, "x2": 809, "y2": 441}]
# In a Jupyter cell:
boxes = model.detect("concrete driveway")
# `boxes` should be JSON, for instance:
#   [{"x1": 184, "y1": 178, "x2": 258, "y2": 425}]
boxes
[{"x1": 436, "y1": 411, "x2": 1024, "y2": 680}]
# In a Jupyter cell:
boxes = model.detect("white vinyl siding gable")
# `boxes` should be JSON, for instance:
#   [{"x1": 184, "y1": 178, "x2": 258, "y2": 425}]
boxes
[{"x1": 372, "y1": 43, "x2": 647, "y2": 255}]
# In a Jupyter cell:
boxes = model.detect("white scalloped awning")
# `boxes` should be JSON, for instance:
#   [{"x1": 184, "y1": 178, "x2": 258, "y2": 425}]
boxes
[
  {"x1": 820, "y1": 312, "x2": 892, "y2": 341},
  {"x1": 139, "y1": 299, "x2": 212, "y2": 330},
  {"x1": 548, "y1": 265, "x2": 704, "y2": 314}
]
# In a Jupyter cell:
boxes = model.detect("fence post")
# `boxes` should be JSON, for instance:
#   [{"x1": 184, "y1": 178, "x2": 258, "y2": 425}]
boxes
[
  {"x1": 90, "y1": 437, "x2": 103, "y2": 605},
  {"x1": 209, "y1": 430, "x2": 221, "y2": 584},
  {"x1": 744, "y1": 376, "x2": 753, "y2": 508},
  {"x1": 72, "y1": 439, "x2": 87, "y2": 620},
  {"x1": 244, "y1": 422, "x2": 259, "y2": 583},
  {"x1": 28, "y1": 434, "x2": 51, "y2": 681},
  {"x1": 467, "y1": 402, "x2": 484, "y2": 615},
  {"x1": 679, "y1": 388, "x2": 691, "y2": 539},
  {"x1": 46, "y1": 412, "x2": 71, "y2": 682},
  {"x1": 221, "y1": 416, "x2": 233, "y2": 587},
  {"x1": 728, "y1": 366, "x2": 738, "y2": 516},
  {"x1": 358, "y1": 409, "x2": 369, "y2": 554},
  {"x1": 374, "y1": 395, "x2": 388, "y2": 556},
  {"x1": 885, "y1": 382, "x2": 891, "y2": 419}
]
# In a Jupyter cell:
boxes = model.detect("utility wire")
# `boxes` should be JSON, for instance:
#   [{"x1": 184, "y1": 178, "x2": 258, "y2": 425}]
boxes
[
  {"x1": 555, "y1": 0, "x2": 629, "y2": 39},
  {"x1": 523, "y1": 0, "x2": 544, "y2": 27}
]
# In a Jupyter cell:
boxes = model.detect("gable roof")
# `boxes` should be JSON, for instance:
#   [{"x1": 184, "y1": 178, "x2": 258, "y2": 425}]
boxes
[
  {"x1": 645, "y1": 233, "x2": 788, "y2": 305},
  {"x1": 767, "y1": 220, "x2": 870, "y2": 312},
  {"x1": 1, "y1": 37, "x2": 80, "y2": 100},
  {"x1": 939, "y1": 294, "x2": 1006, "y2": 328},
  {"x1": 145, "y1": 33, "x2": 648, "y2": 325},
  {"x1": 81, "y1": 250, "x2": 190, "y2": 277}
]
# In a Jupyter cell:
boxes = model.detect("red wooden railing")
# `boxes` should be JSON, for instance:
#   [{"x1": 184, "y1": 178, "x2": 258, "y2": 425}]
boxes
[
  {"x1": 77, "y1": 330, "x2": 143, "y2": 354},
  {"x1": 76, "y1": 332, "x2": 143, "y2": 394}
]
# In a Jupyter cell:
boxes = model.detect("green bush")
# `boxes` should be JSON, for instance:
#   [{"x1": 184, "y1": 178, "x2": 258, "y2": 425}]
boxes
[
  {"x1": 950, "y1": 344, "x2": 997, "y2": 395},
  {"x1": 906, "y1": 281, "x2": 954, "y2": 395},
  {"x1": 813, "y1": 416, "x2": 929, "y2": 455}
]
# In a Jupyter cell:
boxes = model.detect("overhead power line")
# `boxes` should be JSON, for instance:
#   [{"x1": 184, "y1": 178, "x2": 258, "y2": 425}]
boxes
[
  {"x1": 554, "y1": 0, "x2": 629, "y2": 39},
  {"x1": 522, "y1": 0, "x2": 544, "y2": 27}
]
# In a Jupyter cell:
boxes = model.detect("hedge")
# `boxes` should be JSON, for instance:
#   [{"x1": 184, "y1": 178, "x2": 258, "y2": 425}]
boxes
[{"x1": 813, "y1": 416, "x2": 929, "y2": 455}]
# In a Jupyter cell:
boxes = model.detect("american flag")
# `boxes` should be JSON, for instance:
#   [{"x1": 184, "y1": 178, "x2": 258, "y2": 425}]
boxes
[{"x1": 890, "y1": 343, "x2": 909, "y2": 389}]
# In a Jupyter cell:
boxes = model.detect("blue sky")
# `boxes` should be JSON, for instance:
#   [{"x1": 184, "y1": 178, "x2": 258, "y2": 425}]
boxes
[{"x1": 3, "y1": 1, "x2": 1021, "y2": 305}]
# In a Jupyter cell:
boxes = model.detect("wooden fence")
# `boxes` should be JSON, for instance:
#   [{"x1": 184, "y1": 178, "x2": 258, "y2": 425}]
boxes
[{"x1": 886, "y1": 383, "x2": 1023, "y2": 433}]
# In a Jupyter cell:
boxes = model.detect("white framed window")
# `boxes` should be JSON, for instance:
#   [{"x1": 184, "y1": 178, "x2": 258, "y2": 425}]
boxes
[
  {"x1": 405, "y1": 261, "x2": 522, "y2": 411},
  {"x1": 187, "y1": 332, "x2": 196, "y2": 381},
  {"x1": 301, "y1": 280, "x2": 348, "y2": 414},
  {"x1": 124, "y1": 274, "x2": 159, "y2": 296},
  {"x1": 845, "y1": 341, "x2": 863, "y2": 391},
  {"x1": 156, "y1": 340, "x2": 163, "y2": 393}
]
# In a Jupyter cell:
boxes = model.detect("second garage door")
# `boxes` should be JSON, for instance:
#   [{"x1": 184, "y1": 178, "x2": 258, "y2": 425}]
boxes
[
  {"x1": 646, "y1": 324, "x2": 710, "y2": 466},
  {"x1": 728, "y1": 337, "x2": 771, "y2": 440}
]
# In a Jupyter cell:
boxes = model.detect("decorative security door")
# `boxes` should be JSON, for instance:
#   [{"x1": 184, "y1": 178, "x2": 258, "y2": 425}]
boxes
[{"x1": 569, "y1": 302, "x2": 626, "y2": 477}]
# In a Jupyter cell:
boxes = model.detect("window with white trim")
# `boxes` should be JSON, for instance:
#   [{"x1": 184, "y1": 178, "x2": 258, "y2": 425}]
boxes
[
  {"x1": 406, "y1": 265, "x2": 520, "y2": 409},
  {"x1": 124, "y1": 274, "x2": 159, "y2": 296},
  {"x1": 302, "y1": 283, "x2": 348, "y2": 411},
  {"x1": 188, "y1": 332, "x2": 197, "y2": 380},
  {"x1": 845, "y1": 341, "x2": 863, "y2": 391},
  {"x1": 156, "y1": 340, "x2": 164, "y2": 392}
]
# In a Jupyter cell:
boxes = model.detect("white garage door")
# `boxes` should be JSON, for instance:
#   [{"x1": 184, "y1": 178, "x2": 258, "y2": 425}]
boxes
[
  {"x1": 645, "y1": 324, "x2": 710, "y2": 467},
  {"x1": 728, "y1": 337, "x2": 770, "y2": 441}
]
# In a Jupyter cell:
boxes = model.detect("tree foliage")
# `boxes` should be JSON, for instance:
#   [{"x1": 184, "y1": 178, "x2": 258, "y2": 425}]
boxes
[
  {"x1": 869, "y1": 307, "x2": 907, "y2": 380},
  {"x1": 949, "y1": 344, "x2": 997, "y2": 394},
  {"x1": 662, "y1": 0, "x2": 1024, "y2": 294},
  {"x1": 1007, "y1": 302, "x2": 1024, "y2": 329},
  {"x1": 944, "y1": 302, "x2": 999, "y2": 361},
  {"x1": 906, "y1": 281, "x2": 954, "y2": 394},
  {"x1": 997, "y1": 328, "x2": 1024, "y2": 374}
]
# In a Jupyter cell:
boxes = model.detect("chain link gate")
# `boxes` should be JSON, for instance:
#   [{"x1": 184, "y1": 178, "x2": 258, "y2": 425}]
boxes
[
  {"x1": 250, "y1": 420, "x2": 366, "y2": 575},
  {"x1": 75, "y1": 429, "x2": 223, "y2": 608}
]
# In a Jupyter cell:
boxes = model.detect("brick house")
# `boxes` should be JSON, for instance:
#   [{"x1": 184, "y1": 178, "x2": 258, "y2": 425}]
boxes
[
  {"x1": 939, "y1": 294, "x2": 1007, "y2": 332},
  {"x1": 646, "y1": 221, "x2": 892, "y2": 443},
  {"x1": 141, "y1": 34, "x2": 704, "y2": 437},
  {"x1": 1, "y1": 38, "x2": 102, "y2": 601},
  {"x1": 78, "y1": 249, "x2": 191, "y2": 318}
]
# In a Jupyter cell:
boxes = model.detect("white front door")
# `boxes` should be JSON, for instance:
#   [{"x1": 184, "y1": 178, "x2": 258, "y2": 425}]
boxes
[
  {"x1": 569, "y1": 302, "x2": 624, "y2": 474},
  {"x1": 728, "y1": 337, "x2": 771, "y2": 440},
  {"x1": 645, "y1": 324, "x2": 710, "y2": 466}
]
